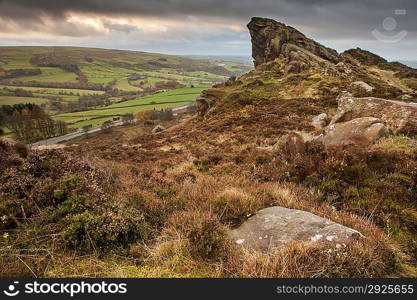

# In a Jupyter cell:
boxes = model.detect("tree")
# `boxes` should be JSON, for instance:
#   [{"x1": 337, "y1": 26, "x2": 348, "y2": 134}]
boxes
[
  {"x1": 2, "y1": 104, "x2": 68, "y2": 142},
  {"x1": 101, "y1": 120, "x2": 113, "y2": 133}
]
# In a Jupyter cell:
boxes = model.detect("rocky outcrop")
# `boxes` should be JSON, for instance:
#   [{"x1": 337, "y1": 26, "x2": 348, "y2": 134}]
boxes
[
  {"x1": 311, "y1": 113, "x2": 329, "y2": 130},
  {"x1": 331, "y1": 94, "x2": 417, "y2": 134},
  {"x1": 228, "y1": 206, "x2": 362, "y2": 252},
  {"x1": 322, "y1": 117, "x2": 389, "y2": 147},
  {"x1": 247, "y1": 17, "x2": 340, "y2": 68}
]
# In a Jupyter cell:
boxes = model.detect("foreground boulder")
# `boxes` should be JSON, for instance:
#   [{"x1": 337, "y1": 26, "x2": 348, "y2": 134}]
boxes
[
  {"x1": 229, "y1": 206, "x2": 362, "y2": 252},
  {"x1": 331, "y1": 95, "x2": 417, "y2": 134},
  {"x1": 323, "y1": 117, "x2": 389, "y2": 147},
  {"x1": 247, "y1": 17, "x2": 340, "y2": 68}
]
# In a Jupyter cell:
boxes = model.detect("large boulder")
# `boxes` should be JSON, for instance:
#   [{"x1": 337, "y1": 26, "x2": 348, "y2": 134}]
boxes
[
  {"x1": 228, "y1": 206, "x2": 362, "y2": 252},
  {"x1": 247, "y1": 17, "x2": 340, "y2": 68},
  {"x1": 323, "y1": 117, "x2": 389, "y2": 147},
  {"x1": 331, "y1": 94, "x2": 417, "y2": 135}
]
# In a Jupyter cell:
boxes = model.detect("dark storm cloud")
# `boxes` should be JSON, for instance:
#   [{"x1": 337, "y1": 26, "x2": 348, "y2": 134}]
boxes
[
  {"x1": 0, "y1": 0, "x2": 415, "y2": 59},
  {"x1": 0, "y1": 0, "x2": 414, "y2": 21},
  {"x1": 1, "y1": 0, "x2": 416, "y2": 38}
]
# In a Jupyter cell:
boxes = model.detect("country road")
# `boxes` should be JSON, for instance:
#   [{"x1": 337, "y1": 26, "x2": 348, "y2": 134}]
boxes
[
  {"x1": 29, "y1": 104, "x2": 193, "y2": 147},
  {"x1": 30, "y1": 121, "x2": 126, "y2": 147}
]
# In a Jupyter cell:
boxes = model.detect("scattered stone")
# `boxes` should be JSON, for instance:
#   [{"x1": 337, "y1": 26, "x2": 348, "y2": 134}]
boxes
[
  {"x1": 152, "y1": 125, "x2": 165, "y2": 133},
  {"x1": 228, "y1": 206, "x2": 362, "y2": 252},
  {"x1": 323, "y1": 117, "x2": 389, "y2": 147},
  {"x1": 311, "y1": 113, "x2": 329, "y2": 129},
  {"x1": 272, "y1": 132, "x2": 305, "y2": 152},
  {"x1": 331, "y1": 94, "x2": 417, "y2": 135},
  {"x1": 335, "y1": 62, "x2": 352, "y2": 74},
  {"x1": 349, "y1": 81, "x2": 374, "y2": 93},
  {"x1": 401, "y1": 94, "x2": 413, "y2": 101}
]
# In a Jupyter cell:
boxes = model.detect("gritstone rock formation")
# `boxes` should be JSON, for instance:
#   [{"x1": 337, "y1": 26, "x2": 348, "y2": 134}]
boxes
[
  {"x1": 247, "y1": 17, "x2": 340, "y2": 68},
  {"x1": 331, "y1": 94, "x2": 417, "y2": 135}
]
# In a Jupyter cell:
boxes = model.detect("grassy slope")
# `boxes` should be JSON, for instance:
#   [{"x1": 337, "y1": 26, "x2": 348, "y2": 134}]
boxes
[
  {"x1": 2, "y1": 45, "x2": 415, "y2": 278},
  {"x1": 52, "y1": 54, "x2": 415, "y2": 277}
]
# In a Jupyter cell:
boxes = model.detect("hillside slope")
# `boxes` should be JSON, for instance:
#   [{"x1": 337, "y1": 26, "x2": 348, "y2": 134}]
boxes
[{"x1": 0, "y1": 18, "x2": 416, "y2": 278}]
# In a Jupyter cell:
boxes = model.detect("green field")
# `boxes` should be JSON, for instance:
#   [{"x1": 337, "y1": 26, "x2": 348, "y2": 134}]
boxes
[
  {"x1": 0, "y1": 96, "x2": 49, "y2": 106},
  {"x1": 20, "y1": 67, "x2": 78, "y2": 83},
  {"x1": 0, "y1": 85, "x2": 106, "y2": 95},
  {"x1": 0, "y1": 46, "x2": 250, "y2": 88},
  {"x1": 114, "y1": 78, "x2": 142, "y2": 92},
  {"x1": 53, "y1": 86, "x2": 206, "y2": 128}
]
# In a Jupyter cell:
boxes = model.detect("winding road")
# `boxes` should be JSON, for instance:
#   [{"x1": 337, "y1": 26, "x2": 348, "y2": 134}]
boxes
[
  {"x1": 30, "y1": 121, "x2": 126, "y2": 147},
  {"x1": 29, "y1": 103, "x2": 193, "y2": 147}
]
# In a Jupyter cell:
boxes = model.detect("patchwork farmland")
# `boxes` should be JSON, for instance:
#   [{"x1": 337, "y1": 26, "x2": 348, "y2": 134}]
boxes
[{"x1": 0, "y1": 46, "x2": 252, "y2": 134}]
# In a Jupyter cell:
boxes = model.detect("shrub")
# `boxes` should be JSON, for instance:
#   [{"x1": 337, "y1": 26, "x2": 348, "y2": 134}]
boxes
[
  {"x1": 187, "y1": 218, "x2": 230, "y2": 261},
  {"x1": 64, "y1": 205, "x2": 149, "y2": 252},
  {"x1": 226, "y1": 239, "x2": 403, "y2": 278},
  {"x1": 212, "y1": 188, "x2": 261, "y2": 225}
]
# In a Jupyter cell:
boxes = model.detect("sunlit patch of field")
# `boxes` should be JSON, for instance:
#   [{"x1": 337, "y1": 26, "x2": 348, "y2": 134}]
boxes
[
  {"x1": 53, "y1": 86, "x2": 206, "y2": 128},
  {"x1": 0, "y1": 96, "x2": 49, "y2": 106}
]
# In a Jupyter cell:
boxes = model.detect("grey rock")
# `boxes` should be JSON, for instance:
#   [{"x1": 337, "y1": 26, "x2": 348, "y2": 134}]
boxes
[
  {"x1": 229, "y1": 206, "x2": 362, "y2": 252},
  {"x1": 331, "y1": 94, "x2": 417, "y2": 135},
  {"x1": 247, "y1": 17, "x2": 340, "y2": 68},
  {"x1": 323, "y1": 117, "x2": 389, "y2": 146},
  {"x1": 401, "y1": 94, "x2": 413, "y2": 101},
  {"x1": 152, "y1": 125, "x2": 165, "y2": 133},
  {"x1": 311, "y1": 113, "x2": 329, "y2": 129},
  {"x1": 349, "y1": 81, "x2": 374, "y2": 93}
]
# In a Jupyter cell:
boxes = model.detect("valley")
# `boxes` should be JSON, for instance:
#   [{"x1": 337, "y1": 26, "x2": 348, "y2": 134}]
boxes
[{"x1": 0, "y1": 46, "x2": 251, "y2": 134}]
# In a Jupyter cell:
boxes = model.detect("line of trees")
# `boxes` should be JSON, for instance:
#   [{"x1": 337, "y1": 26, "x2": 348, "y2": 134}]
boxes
[{"x1": 0, "y1": 104, "x2": 68, "y2": 142}]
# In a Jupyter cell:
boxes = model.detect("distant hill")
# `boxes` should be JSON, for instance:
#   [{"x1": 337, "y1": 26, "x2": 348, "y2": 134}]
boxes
[
  {"x1": 0, "y1": 46, "x2": 253, "y2": 130},
  {"x1": 186, "y1": 54, "x2": 253, "y2": 63},
  {"x1": 0, "y1": 46, "x2": 252, "y2": 89},
  {"x1": 400, "y1": 60, "x2": 417, "y2": 69}
]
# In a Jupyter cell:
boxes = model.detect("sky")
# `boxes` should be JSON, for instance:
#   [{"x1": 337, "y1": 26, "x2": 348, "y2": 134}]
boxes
[{"x1": 0, "y1": 0, "x2": 415, "y2": 62}]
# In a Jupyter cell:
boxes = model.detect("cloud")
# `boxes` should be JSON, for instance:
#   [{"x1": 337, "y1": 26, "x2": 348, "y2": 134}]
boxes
[{"x1": 0, "y1": 0, "x2": 415, "y2": 60}]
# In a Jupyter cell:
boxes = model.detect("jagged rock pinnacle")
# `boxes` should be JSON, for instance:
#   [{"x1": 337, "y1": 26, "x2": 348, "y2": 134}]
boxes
[{"x1": 247, "y1": 17, "x2": 340, "y2": 67}]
